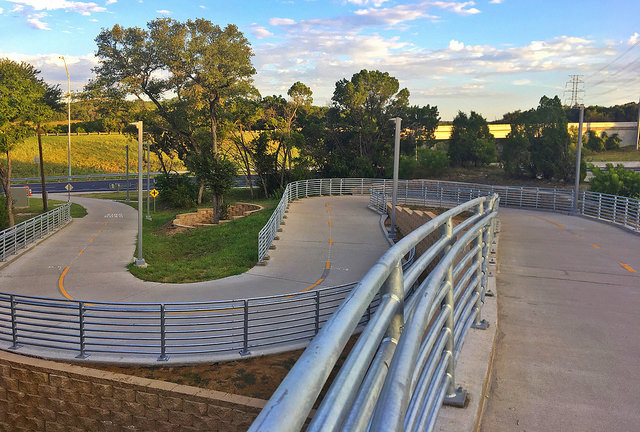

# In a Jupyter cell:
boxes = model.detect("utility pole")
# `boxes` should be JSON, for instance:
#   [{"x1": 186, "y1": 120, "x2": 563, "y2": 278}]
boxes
[
  {"x1": 59, "y1": 56, "x2": 71, "y2": 202},
  {"x1": 573, "y1": 104, "x2": 585, "y2": 214},
  {"x1": 564, "y1": 75, "x2": 584, "y2": 107},
  {"x1": 635, "y1": 97, "x2": 640, "y2": 151}
]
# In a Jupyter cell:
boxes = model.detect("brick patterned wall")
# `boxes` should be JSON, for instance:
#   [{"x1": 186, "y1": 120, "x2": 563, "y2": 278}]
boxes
[{"x1": 0, "y1": 350, "x2": 265, "y2": 431}]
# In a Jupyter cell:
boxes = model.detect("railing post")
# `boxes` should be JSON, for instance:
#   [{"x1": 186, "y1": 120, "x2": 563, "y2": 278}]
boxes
[
  {"x1": 77, "y1": 302, "x2": 89, "y2": 359},
  {"x1": 597, "y1": 194, "x2": 602, "y2": 219},
  {"x1": 306, "y1": 180, "x2": 309, "y2": 198},
  {"x1": 625, "y1": 197, "x2": 629, "y2": 227},
  {"x1": 340, "y1": 178, "x2": 344, "y2": 195},
  {"x1": 158, "y1": 304, "x2": 169, "y2": 361},
  {"x1": 442, "y1": 216, "x2": 467, "y2": 406},
  {"x1": 315, "y1": 291, "x2": 320, "y2": 335},
  {"x1": 471, "y1": 202, "x2": 489, "y2": 330},
  {"x1": 329, "y1": 179, "x2": 333, "y2": 196},
  {"x1": 240, "y1": 300, "x2": 251, "y2": 356},
  {"x1": 9, "y1": 295, "x2": 21, "y2": 350},
  {"x1": 613, "y1": 195, "x2": 618, "y2": 222},
  {"x1": 581, "y1": 192, "x2": 586, "y2": 215},
  {"x1": 319, "y1": 179, "x2": 323, "y2": 196}
]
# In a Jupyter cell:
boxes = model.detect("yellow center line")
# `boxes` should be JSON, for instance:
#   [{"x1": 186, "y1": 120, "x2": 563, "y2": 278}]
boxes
[
  {"x1": 592, "y1": 244, "x2": 600, "y2": 249},
  {"x1": 89, "y1": 238, "x2": 94, "y2": 242},
  {"x1": 325, "y1": 261, "x2": 331, "y2": 270},
  {"x1": 107, "y1": 206, "x2": 115, "y2": 212},
  {"x1": 329, "y1": 238, "x2": 333, "y2": 245},
  {"x1": 78, "y1": 250, "x2": 84, "y2": 255},
  {"x1": 58, "y1": 267, "x2": 73, "y2": 300},
  {"x1": 98, "y1": 229, "x2": 102, "y2": 233},
  {"x1": 104, "y1": 222, "x2": 108, "y2": 226},
  {"x1": 620, "y1": 263, "x2": 637, "y2": 273},
  {"x1": 532, "y1": 215, "x2": 566, "y2": 230},
  {"x1": 573, "y1": 234, "x2": 579, "y2": 237},
  {"x1": 329, "y1": 221, "x2": 332, "y2": 226}
]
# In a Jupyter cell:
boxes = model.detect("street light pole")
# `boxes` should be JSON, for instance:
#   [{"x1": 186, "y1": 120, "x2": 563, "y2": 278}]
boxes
[
  {"x1": 125, "y1": 145, "x2": 130, "y2": 201},
  {"x1": 389, "y1": 117, "x2": 402, "y2": 239},
  {"x1": 130, "y1": 121, "x2": 146, "y2": 267},
  {"x1": 572, "y1": 104, "x2": 585, "y2": 214},
  {"x1": 59, "y1": 56, "x2": 71, "y2": 202}
]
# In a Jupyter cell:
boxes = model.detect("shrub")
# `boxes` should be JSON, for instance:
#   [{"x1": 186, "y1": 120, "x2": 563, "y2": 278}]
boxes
[
  {"x1": 0, "y1": 196, "x2": 8, "y2": 230},
  {"x1": 416, "y1": 149, "x2": 449, "y2": 176},
  {"x1": 590, "y1": 163, "x2": 640, "y2": 198},
  {"x1": 155, "y1": 173, "x2": 199, "y2": 209}
]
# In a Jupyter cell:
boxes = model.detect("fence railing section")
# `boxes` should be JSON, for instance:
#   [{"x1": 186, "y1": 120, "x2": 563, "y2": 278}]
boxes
[
  {"x1": 250, "y1": 194, "x2": 500, "y2": 432},
  {"x1": 581, "y1": 191, "x2": 640, "y2": 232},
  {"x1": 0, "y1": 202, "x2": 71, "y2": 262},
  {"x1": 0, "y1": 282, "x2": 388, "y2": 361}
]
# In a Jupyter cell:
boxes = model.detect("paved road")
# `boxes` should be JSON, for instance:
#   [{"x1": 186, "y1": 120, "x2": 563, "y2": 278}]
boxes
[
  {"x1": 1, "y1": 193, "x2": 389, "y2": 303},
  {"x1": 480, "y1": 209, "x2": 640, "y2": 432}
]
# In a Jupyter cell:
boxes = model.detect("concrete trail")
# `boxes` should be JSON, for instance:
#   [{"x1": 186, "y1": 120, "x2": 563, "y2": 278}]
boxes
[
  {"x1": 480, "y1": 208, "x2": 640, "y2": 432},
  {"x1": 0, "y1": 194, "x2": 389, "y2": 303}
]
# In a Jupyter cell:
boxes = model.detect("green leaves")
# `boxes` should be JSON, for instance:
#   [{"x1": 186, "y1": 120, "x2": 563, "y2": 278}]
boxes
[{"x1": 590, "y1": 164, "x2": 640, "y2": 198}]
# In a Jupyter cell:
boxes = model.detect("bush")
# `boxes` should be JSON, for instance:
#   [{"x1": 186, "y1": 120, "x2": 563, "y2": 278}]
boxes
[
  {"x1": 0, "y1": 196, "x2": 8, "y2": 230},
  {"x1": 590, "y1": 163, "x2": 640, "y2": 198},
  {"x1": 417, "y1": 149, "x2": 449, "y2": 176},
  {"x1": 155, "y1": 173, "x2": 199, "y2": 209}
]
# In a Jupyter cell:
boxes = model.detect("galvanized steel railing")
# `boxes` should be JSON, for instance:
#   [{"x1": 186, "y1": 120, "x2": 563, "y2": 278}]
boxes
[
  {"x1": 0, "y1": 282, "x2": 388, "y2": 361},
  {"x1": 581, "y1": 190, "x2": 640, "y2": 232},
  {"x1": 250, "y1": 193, "x2": 499, "y2": 432},
  {"x1": 0, "y1": 202, "x2": 71, "y2": 262}
]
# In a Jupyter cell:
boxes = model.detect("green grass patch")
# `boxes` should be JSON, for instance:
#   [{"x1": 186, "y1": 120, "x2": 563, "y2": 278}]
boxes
[
  {"x1": 584, "y1": 146, "x2": 640, "y2": 162},
  {"x1": 11, "y1": 198, "x2": 86, "y2": 226},
  {"x1": 119, "y1": 188, "x2": 277, "y2": 283}
]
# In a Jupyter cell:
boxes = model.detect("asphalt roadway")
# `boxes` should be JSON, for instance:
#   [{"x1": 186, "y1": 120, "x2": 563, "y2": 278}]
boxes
[{"x1": 480, "y1": 209, "x2": 640, "y2": 432}]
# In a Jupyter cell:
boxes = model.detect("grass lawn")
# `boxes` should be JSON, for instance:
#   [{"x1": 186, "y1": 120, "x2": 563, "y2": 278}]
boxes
[
  {"x1": 584, "y1": 146, "x2": 640, "y2": 162},
  {"x1": 80, "y1": 188, "x2": 277, "y2": 283},
  {"x1": 12, "y1": 197, "x2": 87, "y2": 226}
]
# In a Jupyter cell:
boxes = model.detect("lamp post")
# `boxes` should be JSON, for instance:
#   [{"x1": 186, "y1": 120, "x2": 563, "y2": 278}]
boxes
[
  {"x1": 572, "y1": 104, "x2": 584, "y2": 214},
  {"x1": 146, "y1": 143, "x2": 151, "y2": 220},
  {"x1": 130, "y1": 121, "x2": 146, "y2": 267},
  {"x1": 389, "y1": 117, "x2": 402, "y2": 239},
  {"x1": 59, "y1": 56, "x2": 71, "y2": 202},
  {"x1": 125, "y1": 145, "x2": 130, "y2": 201}
]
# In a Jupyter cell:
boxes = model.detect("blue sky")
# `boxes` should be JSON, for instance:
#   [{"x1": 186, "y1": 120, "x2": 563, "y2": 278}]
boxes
[{"x1": 1, "y1": 0, "x2": 638, "y2": 119}]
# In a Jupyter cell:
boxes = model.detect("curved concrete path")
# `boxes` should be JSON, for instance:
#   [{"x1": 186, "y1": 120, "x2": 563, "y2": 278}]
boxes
[
  {"x1": 0, "y1": 194, "x2": 389, "y2": 303},
  {"x1": 480, "y1": 209, "x2": 640, "y2": 432}
]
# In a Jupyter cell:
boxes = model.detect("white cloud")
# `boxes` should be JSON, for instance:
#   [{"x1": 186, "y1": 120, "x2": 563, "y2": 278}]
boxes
[
  {"x1": 105, "y1": 0, "x2": 116, "y2": 4},
  {"x1": 0, "y1": 8, "x2": 4, "y2": 14},
  {"x1": 448, "y1": 40, "x2": 464, "y2": 51},
  {"x1": 346, "y1": 0, "x2": 390, "y2": 6},
  {"x1": 489, "y1": 0, "x2": 502, "y2": 4},
  {"x1": 251, "y1": 26, "x2": 274, "y2": 40},
  {"x1": 269, "y1": 17, "x2": 296, "y2": 26},
  {"x1": 6, "y1": 0, "x2": 106, "y2": 14},
  {"x1": 629, "y1": 32, "x2": 639, "y2": 45},
  {"x1": 12, "y1": 4, "x2": 25, "y2": 12},
  {"x1": 27, "y1": 16, "x2": 50, "y2": 29},
  {"x1": 156, "y1": 9, "x2": 171, "y2": 15},
  {"x1": 432, "y1": 1, "x2": 480, "y2": 15},
  {"x1": 512, "y1": 79, "x2": 531, "y2": 85},
  {"x1": 199, "y1": 4, "x2": 206, "y2": 8}
]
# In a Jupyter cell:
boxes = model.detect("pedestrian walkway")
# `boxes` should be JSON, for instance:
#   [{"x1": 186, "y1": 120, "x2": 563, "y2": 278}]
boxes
[
  {"x1": 480, "y1": 209, "x2": 640, "y2": 431},
  {"x1": 0, "y1": 194, "x2": 389, "y2": 303}
]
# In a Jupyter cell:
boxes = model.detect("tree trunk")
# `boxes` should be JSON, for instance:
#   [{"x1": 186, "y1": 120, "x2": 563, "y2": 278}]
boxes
[
  {"x1": 212, "y1": 193, "x2": 219, "y2": 224},
  {"x1": 0, "y1": 151, "x2": 15, "y2": 227},
  {"x1": 197, "y1": 181, "x2": 205, "y2": 205},
  {"x1": 37, "y1": 123, "x2": 48, "y2": 212}
]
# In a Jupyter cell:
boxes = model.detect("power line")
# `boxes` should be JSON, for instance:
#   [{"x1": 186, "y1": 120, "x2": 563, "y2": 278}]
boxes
[
  {"x1": 563, "y1": 75, "x2": 584, "y2": 107},
  {"x1": 585, "y1": 40, "x2": 640, "y2": 81}
]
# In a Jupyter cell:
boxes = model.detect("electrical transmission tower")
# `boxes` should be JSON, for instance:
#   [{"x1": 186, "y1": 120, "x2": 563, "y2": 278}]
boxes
[{"x1": 564, "y1": 75, "x2": 584, "y2": 107}]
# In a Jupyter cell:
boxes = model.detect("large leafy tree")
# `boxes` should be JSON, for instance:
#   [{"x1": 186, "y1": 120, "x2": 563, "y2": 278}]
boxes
[
  {"x1": 0, "y1": 59, "x2": 51, "y2": 226},
  {"x1": 90, "y1": 18, "x2": 256, "y2": 221},
  {"x1": 502, "y1": 96, "x2": 574, "y2": 181},
  {"x1": 329, "y1": 69, "x2": 410, "y2": 176},
  {"x1": 448, "y1": 111, "x2": 497, "y2": 167}
]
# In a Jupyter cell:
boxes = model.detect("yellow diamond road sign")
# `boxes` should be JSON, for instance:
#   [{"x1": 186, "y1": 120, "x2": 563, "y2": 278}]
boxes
[
  {"x1": 65, "y1": 183, "x2": 73, "y2": 191},
  {"x1": 150, "y1": 188, "x2": 159, "y2": 198}
]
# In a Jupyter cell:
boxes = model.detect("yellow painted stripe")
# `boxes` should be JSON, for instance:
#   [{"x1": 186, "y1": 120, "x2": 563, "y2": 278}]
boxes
[
  {"x1": 104, "y1": 222, "x2": 108, "y2": 226},
  {"x1": 89, "y1": 238, "x2": 94, "y2": 242},
  {"x1": 58, "y1": 267, "x2": 73, "y2": 300},
  {"x1": 620, "y1": 263, "x2": 637, "y2": 273},
  {"x1": 304, "y1": 279, "x2": 324, "y2": 292},
  {"x1": 326, "y1": 261, "x2": 331, "y2": 270},
  {"x1": 326, "y1": 209, "x2": 330, "y2": 214},
  {"x1": 329, "y1": 238, "x2": 333, "y2": 245},
  {"x1": 532, "y1": 215, "x2": 566, "y2": 230},
  {"x1": 329, "y1": 221, "x2": 332, "y2": 226},
  {"x1": 107, "y1": 206, "x2": 115, "y2": 212},
  {"x1": 573, "y1": 234, "x2": 579, "y2": 237},
  {"x1": 98, "y1": 229, "x2": 102, "y2": 233},
  {"x1": 592, "y1": 244, "x2": 600, "y2": 249},
  {"x1": 78, "y1": 250, "x2": 84, "y2": 255}
]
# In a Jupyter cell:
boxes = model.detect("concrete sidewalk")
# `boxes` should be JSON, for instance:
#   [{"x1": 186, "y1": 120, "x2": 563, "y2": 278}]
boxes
[{"x1": 480, "y1": 209, "x2": 640, "y2": 431}]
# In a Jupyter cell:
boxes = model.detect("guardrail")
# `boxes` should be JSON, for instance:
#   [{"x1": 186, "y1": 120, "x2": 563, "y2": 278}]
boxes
[
  {"x1": 581, "y1": 190, "x2": 640, "y2": 232},
  {"x1": 0, "y1": 203, "x2": 71, "y2": 262},
  {"x1": 250, "y1": 193, "x2": 499, "y2": 432}
]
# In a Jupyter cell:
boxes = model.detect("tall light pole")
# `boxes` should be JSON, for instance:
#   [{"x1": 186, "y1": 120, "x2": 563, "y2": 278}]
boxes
[
  {"x1": 389, "y1": 117, "x2": 402, "y2": 239},
  {"x1": 130, "y1": 121, "x2": 146, "y2": 267},
  {"x1": 572, "y1": 104, "x2": 585, "y2": 214},
  {"x1": 59, "y1": 56, "x2": 71, "y2": 202},
  {"x1": 146, "y1": 143, "x2": 151, "y2": 221}
]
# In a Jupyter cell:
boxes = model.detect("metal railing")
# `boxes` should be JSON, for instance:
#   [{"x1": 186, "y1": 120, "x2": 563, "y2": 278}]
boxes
[
  {"x1": 0, "y1": 203, "x2": 71, "y2": 262},
  {"x1": 581, "y1": 190, "x2": 640, "y2": 232},
  {"x1": 250, "y1": 194, "x2": 499, "y2": 432},
  {"x1": 0, "y1": 282, "x2": 385, "y2": 361}
]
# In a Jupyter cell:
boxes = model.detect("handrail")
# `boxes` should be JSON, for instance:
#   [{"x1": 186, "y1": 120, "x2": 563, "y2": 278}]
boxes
[
  {"x1": 0, "y1": 202, "x2": 71, "y2": 261},
  {"x1": 249, "y1": 193, "x2": 499, "y2": 431}
]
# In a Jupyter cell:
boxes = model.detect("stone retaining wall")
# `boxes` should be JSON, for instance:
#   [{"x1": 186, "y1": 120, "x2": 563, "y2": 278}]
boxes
[
  {"x1": 174, "y1": 203, "x2": 263, "y2": 228},
  {"x1": 0, "y1": 350, "x2": 265, "y2": 431},
  {"x1": 389, "y1": 203, "x2": 439, "y2": 257}
]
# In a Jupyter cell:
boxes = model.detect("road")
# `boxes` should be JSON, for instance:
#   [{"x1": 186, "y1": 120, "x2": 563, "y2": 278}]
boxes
[{"x1": 480, "y1": 209, "x2": 640, "y2": 432}]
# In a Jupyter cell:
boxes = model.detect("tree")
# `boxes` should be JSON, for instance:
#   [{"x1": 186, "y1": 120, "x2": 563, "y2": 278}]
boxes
[
  {"x1": 448, "y1": 111, "x2": 496, "y2": 167},
  {"x1": 0, "y1": 59, "x2": 49, "y2": 226},
  {"x1": 502, "y1": 96, "x2": 574, "y2": 181},
  {"x1": 590, "y1": 164, "x2": 640, "y2": 198},
  {"x1": 400, "y1": 105, "x2": 440, "y2": 158},
  {"x1": 329, "y1": 69, "x2": 410, "y2": 176},
  {"x1": 90, "y1": 18, "x2": 257, "y2": 222}
]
